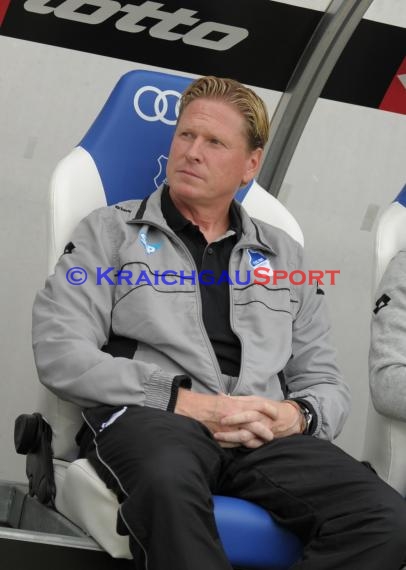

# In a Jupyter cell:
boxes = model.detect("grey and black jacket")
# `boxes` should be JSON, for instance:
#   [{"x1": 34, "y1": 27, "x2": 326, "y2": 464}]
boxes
[
  {"x1": 369, "y1": 250, "x2": 406, "y2": 421},
  {"x1": 32, "y1": 186, "x2": 350, "y2": 440}
]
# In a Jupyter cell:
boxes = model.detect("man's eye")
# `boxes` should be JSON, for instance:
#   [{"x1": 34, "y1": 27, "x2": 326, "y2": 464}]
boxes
[{"x1": 210, "y1": 139, "x2": 222, "y2": 145}]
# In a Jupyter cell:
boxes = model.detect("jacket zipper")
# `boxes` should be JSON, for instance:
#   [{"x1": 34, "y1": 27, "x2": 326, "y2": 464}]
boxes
[
  {"x1": 127, "y1": 218, "x2": 227, "y2": 393},
  {"x1": 227, "y1": 242, "x2": 275, "y2": 395}
]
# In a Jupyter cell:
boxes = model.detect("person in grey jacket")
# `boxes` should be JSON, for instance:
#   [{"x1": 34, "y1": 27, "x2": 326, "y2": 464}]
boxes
[
  {"x1": 370, "y1": 250, "x2": 406, "y2": 421},
  {"x1": 32, "y1": 76, "x2": 406, "y2": 570}
]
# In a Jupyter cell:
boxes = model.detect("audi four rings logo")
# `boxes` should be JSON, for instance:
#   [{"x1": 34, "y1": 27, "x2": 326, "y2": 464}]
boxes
[
  {"x1": 134, "y1": 86, "x2": 181, "y2": 125},
  {"x1": 24, "y1": 1, "x2": 249, "y2": 52}
]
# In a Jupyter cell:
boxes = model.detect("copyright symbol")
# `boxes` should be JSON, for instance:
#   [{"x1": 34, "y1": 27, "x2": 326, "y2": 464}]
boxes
[{"x1": 66, "y1": 267, "x2": 87, "y2": 285}]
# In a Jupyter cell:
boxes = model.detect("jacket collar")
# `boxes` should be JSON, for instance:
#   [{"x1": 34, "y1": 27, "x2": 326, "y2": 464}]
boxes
[{"x1": 127, "y1": 185, "x2": 278, "y2": 256}]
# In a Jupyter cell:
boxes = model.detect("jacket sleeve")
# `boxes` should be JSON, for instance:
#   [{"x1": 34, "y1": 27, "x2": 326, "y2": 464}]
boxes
[
  {"x1": 369, "y1": 250, "x2": 406, "y2": 421},
  {"x1": 32, "y1": 207, "x2": 190, "y2": 410},
  {"x1": 283, "y1": 244, "x2": 351, "y2": 440}
]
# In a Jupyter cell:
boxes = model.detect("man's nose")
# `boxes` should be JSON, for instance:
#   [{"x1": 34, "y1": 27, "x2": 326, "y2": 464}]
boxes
[{"x1": 185, "y1": 137, "x2": 202, "y2": 161}]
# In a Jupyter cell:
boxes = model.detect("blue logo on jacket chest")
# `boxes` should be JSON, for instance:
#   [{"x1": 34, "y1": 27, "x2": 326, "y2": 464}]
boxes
[
  {"x1": 139, "y1": 232, "x2": 161, "y2": 255},
  {"x1": 248, "y1": 249, "x2": 267, "y2": 267}
]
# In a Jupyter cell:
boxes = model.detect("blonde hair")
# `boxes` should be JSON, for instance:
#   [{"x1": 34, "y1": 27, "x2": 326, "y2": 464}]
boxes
[{"x1": 178, "y1": 76, "x2": 270, "y2": 150}]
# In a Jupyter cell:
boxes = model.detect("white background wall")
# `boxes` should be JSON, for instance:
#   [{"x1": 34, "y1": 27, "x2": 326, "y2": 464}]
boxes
[
  {"x1": 265, "y1": 0, "x2": 406, "y2": 456},
  {"x1": 0, "y1": 0, "x2": 405, "y2": 481},
  {"x1": 280, "y1": 99, "x2": 406, "y2": 456}
]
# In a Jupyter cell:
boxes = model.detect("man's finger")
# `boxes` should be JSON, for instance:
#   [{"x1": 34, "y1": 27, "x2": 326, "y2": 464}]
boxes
[
  {"x1": 244, "y1": 437, "x2": 265, "y2": 449},
  {"x1": 221, "y1": 411, "x2": 262, "y2": 425},
  {"x1": 214, "y1": 429, "x2": 253, "y2": 443},
  {"x1": 262, "y1": 403, "x2": 279, "y2": 419},
  {"x1": 245, "y1": 421, "x2": 274, "y2": 442},
  {"x1": 229, "y1": 397, "x2": 279, "y2": 419}
]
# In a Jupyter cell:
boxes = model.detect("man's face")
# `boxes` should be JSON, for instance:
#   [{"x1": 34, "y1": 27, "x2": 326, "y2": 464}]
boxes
[{"x1": 166, "y1": 98, "x2": 262, "y2": 206}]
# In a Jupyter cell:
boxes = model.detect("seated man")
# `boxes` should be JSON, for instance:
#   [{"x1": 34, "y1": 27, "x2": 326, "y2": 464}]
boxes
[
  {"x1": 370, "y1": 250, "x2": 406, "y2": 421},
  {"x1": 32, "y1": 76, "x2": 406, "y2": 570}
]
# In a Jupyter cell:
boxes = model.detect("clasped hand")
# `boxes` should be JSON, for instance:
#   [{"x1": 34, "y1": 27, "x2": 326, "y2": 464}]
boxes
[
  {"x1": 212, "y1": 394, "x2": 304, "y2": 448},
  {"x1": 175, "y1": 389, "x2": 304, "y2": 449}
]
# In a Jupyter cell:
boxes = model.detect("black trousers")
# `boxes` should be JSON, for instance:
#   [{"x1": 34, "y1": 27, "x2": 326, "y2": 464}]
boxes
[{"x1": 82, "y1": 405, "x2": 406, "y2": 570}]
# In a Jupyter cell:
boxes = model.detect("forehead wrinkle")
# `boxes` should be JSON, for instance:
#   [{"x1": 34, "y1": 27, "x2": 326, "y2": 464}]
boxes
[{"x1": 178, "y1": 99, "x2": 247, "y2": 146}]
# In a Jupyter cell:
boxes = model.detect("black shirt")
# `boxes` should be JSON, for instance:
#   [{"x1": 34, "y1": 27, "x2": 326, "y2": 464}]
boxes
[{"x1": 161, "y1": 186, "x2": 241, "y2": 377}]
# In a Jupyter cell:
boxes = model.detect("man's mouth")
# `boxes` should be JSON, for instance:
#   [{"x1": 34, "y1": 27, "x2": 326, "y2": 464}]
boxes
[{"x1": 178, "y1": 169, "x2": 202, "y2": 179}]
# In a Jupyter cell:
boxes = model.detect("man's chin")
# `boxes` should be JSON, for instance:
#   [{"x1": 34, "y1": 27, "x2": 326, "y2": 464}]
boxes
[{"x1": 170, "y1": 183, "x2": 205, "y2": 199}]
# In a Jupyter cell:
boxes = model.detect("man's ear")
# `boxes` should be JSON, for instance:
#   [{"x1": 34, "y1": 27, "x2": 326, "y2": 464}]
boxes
[{"x1": 241, "y1": 148, "x2": 263, "y2": 185}]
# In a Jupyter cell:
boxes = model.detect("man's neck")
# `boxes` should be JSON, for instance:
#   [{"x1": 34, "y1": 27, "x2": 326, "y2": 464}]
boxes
[{"x1": 169, "y1": 191, "x2": 231, "y2": 243}]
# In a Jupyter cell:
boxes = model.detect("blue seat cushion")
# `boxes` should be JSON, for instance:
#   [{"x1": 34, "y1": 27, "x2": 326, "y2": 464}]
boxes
[{"x1": 214, "y1": 495, "x2": 302, "y2": 568}]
